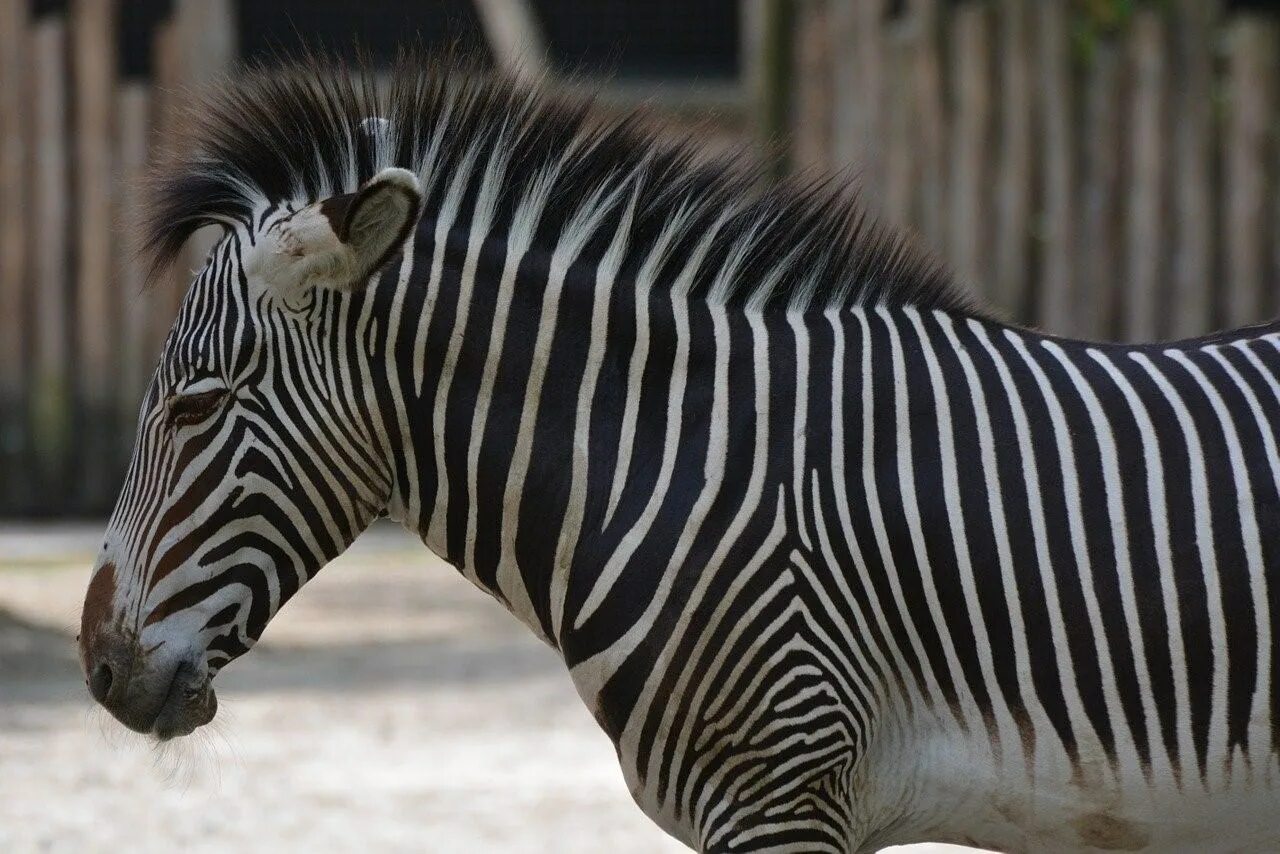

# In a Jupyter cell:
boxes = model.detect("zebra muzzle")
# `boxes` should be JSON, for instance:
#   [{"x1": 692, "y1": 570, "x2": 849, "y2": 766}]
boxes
[
  {"x1": 150, "y1": 658, "x2": 217, "y2": 740},
  {"x1": 81, "y1": 627, "x2": 215, "y2": 739}
]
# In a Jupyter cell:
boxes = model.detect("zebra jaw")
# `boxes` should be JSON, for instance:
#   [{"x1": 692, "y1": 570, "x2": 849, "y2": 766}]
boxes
[
  {"x1": 150, "y1": 661, "x2": 217, "y2": 741},
  {"x1": 245, "y1": 166, "x2": 423, "y2": 294}
]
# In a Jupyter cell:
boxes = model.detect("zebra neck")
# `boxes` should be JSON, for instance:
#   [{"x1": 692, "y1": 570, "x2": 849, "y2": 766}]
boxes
[{"x1": 383, "y1": 219, "x2": 691, "y2": 646}]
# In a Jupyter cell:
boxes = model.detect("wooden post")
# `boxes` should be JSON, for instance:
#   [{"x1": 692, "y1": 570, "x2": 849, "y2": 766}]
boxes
[
  {"x1": 30, "y1": 14, "x2": 72, "y2": 498},
  {"x1": 993, "y1": 0, "x2": 1032, "y2": 322},
  {"x1": 883, "y1": 11, "x2": 917, "y2": 228},
  {"x1": 1080, "y1": 38, "x2": 1123, "y2": 340},
  {"x1": 473, "y1": 0, "x2": 549, "y2": 84},
  {"x1": 151, "y1": 1, "x2": 237, "y2": 334},
  {"x1": 831, "y1": 0, "x2": 886, "y2": 202},
  {"x1": 72, "y1": 0, "x2": 118, "y2": 508},
  {"x1": 741, "y1": 0, "x2": 766, "y2": 150},
  {"x1": 175, "y1": 0, "x2": 236, "y2": 83},
  {"x1": 910, "y1": 0, "x2": 946, "y2": 252},
  {"x1": 1223, "y1": 16, "x2": 1275, "y2": 329},
  {"x1": 791, "y1": 0, "x2": 832, "y2": 174},
  {"x1": 1124, "y1": 11, "x2": 1168, "y2": 343},
  {"x1": 1036, "y1": 1, "x2": 1075, "y2": 335},
  {"x1": 178, "y1": 0, "x2": 236, "y2": 275},
  {"x1": 0, "y1": 0, "x2": 29, "y2": 506},
  {"x1": 948, "y1": 2, "x2": 992, "y2": 295},
  {"x1": 115, "y1": 82, "x2": 154, "y2": 454},
  {"x1": 746, "y1": 0, "x2": 794, "y2": 179},
  {"x1": 151, "y1": 11, "x2": 186, "y2": 341},
  {"x1": 1170, "y1": 0, "x2": 1217, "y2": 339}
]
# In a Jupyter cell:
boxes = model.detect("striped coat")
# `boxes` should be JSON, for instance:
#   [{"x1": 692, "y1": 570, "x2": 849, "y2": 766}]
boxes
[{"x1": 78, "y1": 59, "x2": 1280, "y2": 852}]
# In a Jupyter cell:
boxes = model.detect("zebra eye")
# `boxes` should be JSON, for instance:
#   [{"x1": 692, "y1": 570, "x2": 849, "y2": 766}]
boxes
[{"x1": 166, "y1": 389, "x2": 228, "y2": 428}]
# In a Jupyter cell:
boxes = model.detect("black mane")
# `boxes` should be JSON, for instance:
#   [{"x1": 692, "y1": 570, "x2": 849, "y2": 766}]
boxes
[{"x1": 144, "y1": 53, "x2": 974, "y2": 314}]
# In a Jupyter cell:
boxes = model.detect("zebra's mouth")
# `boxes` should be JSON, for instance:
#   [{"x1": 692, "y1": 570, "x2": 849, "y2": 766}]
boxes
[{"x1": 151, "y1": 659, "x2": 217, "y2": 741}]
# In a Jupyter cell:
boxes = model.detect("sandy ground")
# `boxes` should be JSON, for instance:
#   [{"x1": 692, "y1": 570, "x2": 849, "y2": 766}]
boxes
[{"x1": 0, "y1": 522, "x2": 974, "y2": 853}]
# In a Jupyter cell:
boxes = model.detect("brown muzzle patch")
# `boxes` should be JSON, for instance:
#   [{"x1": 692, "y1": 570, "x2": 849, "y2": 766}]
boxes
[{"x1": 79, "y1": 562, "x2": 118, "y2": 663}]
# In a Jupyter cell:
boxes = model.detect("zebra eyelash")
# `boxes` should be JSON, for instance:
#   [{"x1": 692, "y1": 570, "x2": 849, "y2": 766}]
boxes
[{"x1": 166, "y1": 388, "x2": 230, "y2": 429}]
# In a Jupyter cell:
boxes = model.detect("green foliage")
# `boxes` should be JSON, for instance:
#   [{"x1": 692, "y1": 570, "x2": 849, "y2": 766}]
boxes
[
  {"x1": 1079, "y1": 0, "x2": 1137, "y2": 33},
  {"x1": 1072, "y1": 0, "x2": 1138, "y2": 63}
]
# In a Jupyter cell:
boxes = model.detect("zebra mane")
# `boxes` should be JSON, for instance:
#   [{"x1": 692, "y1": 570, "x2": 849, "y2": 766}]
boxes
[{"x1": 144, "y1": 53, "x2": 974, "y2": 314}]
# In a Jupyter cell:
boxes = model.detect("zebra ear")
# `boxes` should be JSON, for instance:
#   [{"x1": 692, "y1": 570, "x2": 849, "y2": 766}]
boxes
[
  {"x1": 321, "y1": 167, "x2": 423, "y2": 287},
  {"x1": 248, "y1": 167, "x2": 423, "y2": 294}
]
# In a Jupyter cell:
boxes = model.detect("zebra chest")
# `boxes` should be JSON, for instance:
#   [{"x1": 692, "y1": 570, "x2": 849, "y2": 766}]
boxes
[
  {"x1": 570, "y1": 631, "x2": 882, "y2": 851},
  {"x1": 604, "y1": 708, "x2": 868, "y2": 853}
]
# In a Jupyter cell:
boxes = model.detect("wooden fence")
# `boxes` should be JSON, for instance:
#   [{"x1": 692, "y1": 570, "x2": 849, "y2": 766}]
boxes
[
  {"x1": 0, "y1": 0, "x2": 729, "y2": 517},
  {"x1": 2, "y1": 0, "x2": 1278, "y2": 516},
  {"x1": 0, "y1": 1, "x2": 235, "y2": 516},
  {"x1": 769, "y1": 0, "x2": 1280, "y2": 341}
]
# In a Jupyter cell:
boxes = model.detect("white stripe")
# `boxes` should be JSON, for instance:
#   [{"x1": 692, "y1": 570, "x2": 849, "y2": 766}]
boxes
[
  {"x1": 379, "y1": 232, "x2": 420, "y2": 527},
  {"x1": 574, "y1": 206, "x2": 732, "y2": 628},
  {"x1": 574, "y1": 306, "x2": 762, "y2": 750},
  {"x1": 907, "y1": 306, "x2": 1023, "y2": 768},
  {"x1": 821, "y1": 307, "x2": 903, "y2": 720},
  {"x1": 1088, "y1": 347, "x2": 1194, "y2": 784},
  {"x1": 461, "y1": 166, "x2": 562, "y2": 587},
  {"x1": 548, "y1": 181, "x2": 641, "y2": 638},
  {"x1": 1005, "y1": 328, "x2": 1137, "y2": 773},
  {"x1": 496, "y1": 179, "x2": 631, "y2": 633},
  {"x1": 424, "y1": 139, "x2": 505, "y2": 553},
  {"x1": 1130, "y1": 350, "x2": 1230, "y2": 785},
  {"x1": 407, "y1": 93, "x2": 460, "y2": 396},
  {"x1": 788, "y1": 311, "x2": 813, "y2": 551},
  {"x1": 1172, "y1": 346, "x2": 1270, "y2": 772},
  {"x1": 880, "y1": 305, "x2": 982, "y2": 733},
  {"x1": 934, "y1": 312, "x2": 1043, "y2": 767},
  {"x1": 671, "y1": 495, "x2": 793, "y2": 823},
  {"x1": 966, "y1": 320, "x2": 1097, "y2": 756},
  {"x1": 601, "y1": 202, "x2": 708, "y2": 528},
  {"x1": 853, "y1": 308, "x2": 951, "y2": 718},
  {"x1": 1043, "y1": 339, "x2": 1165, "y2": 780}
]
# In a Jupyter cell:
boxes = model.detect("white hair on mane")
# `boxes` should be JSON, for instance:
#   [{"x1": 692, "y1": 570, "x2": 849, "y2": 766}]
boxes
[{"x1": 143, "y1": 52, "x2": 975, "y2": 316}]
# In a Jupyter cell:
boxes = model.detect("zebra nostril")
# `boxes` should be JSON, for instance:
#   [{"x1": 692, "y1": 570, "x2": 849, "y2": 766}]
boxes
[{"x1": 88, "y1": 661, "x2": 114, "y2": 703}]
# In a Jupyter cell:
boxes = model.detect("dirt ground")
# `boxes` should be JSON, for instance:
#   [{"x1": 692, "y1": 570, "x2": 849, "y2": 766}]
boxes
[{"x1": 0, "y1": 522, "x2": 969, "y2": 853}]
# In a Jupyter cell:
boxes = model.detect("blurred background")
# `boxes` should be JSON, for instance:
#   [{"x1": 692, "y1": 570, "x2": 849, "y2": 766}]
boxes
[
  {"x1": 5, "y1": 0, "x2": 1280, "y2": 516},
  {"x1": 0, "y1": 1, "x2": 1279, "y2": 851},
  {"x1": 3, "y1": 0, "x2": 1280, "y2": 512}
]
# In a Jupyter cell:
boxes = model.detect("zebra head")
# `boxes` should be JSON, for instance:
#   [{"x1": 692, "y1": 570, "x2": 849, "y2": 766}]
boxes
[{"x1": 78, "y1": 166, "x2": 423, "y2": 739}]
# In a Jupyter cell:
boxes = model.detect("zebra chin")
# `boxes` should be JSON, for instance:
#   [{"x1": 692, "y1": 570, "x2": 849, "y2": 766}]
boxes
[
  {"x1": 110, "y1": 662, "x2": 217, "y2": 741},
  {"x1": 148, "y1": 662, "x2": 218, "y2": 741},
  {"x1": 81, "y1": 627, "x2": 218, "y2": 741}
]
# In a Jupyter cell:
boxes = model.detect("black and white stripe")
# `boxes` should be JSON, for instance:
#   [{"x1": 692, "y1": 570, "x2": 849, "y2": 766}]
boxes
[{"x1": 89, "y1": 58, "x2": 1280, "y2": 851}]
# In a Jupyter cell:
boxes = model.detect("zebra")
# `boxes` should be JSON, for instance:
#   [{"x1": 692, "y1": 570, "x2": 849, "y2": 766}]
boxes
[{"x1": 77, "y1": 56, "x2": 1280, "y2": 852}]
